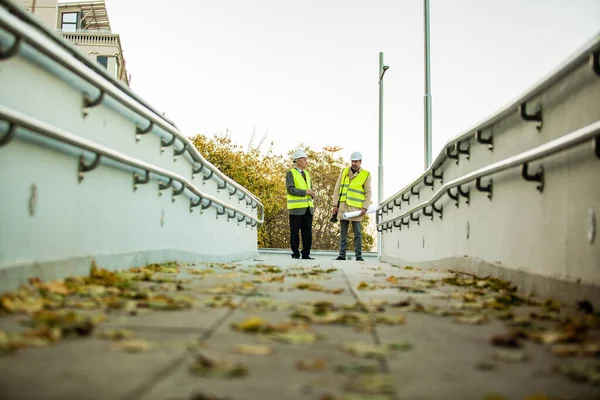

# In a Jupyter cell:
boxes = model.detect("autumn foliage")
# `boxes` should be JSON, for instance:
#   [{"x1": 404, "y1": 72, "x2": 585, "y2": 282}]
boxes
[{"x1": 190, "y1": 133, "x2": 375, "y2": 251}]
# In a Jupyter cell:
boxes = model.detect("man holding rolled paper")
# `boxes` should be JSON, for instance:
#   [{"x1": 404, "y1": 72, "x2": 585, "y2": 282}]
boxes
[{"x1": 331, "y1": 151, "x2": 372, "y2": 262}]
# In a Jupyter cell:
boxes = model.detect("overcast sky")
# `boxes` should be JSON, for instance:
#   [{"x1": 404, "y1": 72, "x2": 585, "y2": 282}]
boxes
[{"x1": 96, "y1": 0, "x2": 599, "y2": 204}]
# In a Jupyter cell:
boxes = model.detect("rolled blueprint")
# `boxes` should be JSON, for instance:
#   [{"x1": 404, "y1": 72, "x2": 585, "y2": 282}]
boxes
[{"x1": 342, "y1": 204, "x2": 378, "y2": 219}]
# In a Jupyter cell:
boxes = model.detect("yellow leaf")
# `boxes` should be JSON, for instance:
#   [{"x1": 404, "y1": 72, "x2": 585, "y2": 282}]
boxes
[
  {"x1": 344, "y1": 373, "x2": 395, "y2": 394},
  {"x1": 99, "y1": 329, "x2": 135, "y2": 341},
  {"x1": 340, "y1": 342, "x2": 387, "y2": 358},
  {"x1": 189, "y1": 353, "x2": 248, "y2": 378},
  {"x1": 296, "y1": 358, "x2": 327, "y2": 371},
  {"x1": 112, "y1": 339, "x2": 155, "y2": 353},
  {"x1": 270, "y1": 330, "x2": 318, "y2": 344},
  {"x1": 232, "y1": 317, "x2": 271, "y2": 333}
]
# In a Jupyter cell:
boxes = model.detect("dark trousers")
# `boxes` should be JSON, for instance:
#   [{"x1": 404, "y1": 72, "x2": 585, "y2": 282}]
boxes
[
  {"x1": 289, "y1": 208, "x2": 313, "y2": 258},
  {"x1": 339, "y1": 220, "x2": 362, "y2": 258}
]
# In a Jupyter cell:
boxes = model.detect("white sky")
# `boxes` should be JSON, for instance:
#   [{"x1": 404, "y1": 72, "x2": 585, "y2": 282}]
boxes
[{"x1": 98, "y1": 0, "x2": 599, "y2": 204}]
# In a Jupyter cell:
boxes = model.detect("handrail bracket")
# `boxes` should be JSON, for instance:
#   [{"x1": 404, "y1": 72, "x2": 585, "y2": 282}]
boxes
[
  {"x1": 519, "y1": 102, "x2": 543, "y2": 131},
  {"x1": 522, "y1": 163, "x2": 544, "y2": 192},
  {"x1": 78, "y1": 153, "x2": 101, "y2": 182}
]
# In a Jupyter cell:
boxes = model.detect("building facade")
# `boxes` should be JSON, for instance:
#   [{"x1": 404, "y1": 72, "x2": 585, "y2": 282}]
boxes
[{"x1": 20, "y1": 0, "x2": 129, "y2": 86}]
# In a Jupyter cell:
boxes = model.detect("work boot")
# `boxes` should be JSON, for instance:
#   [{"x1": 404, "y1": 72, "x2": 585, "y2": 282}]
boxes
[
  {"x1": 334, "y1": 256, "x2": 346, "y2": 261},
  {"x1": 355, "y1": 257, "x2": 364, "y2": 261}
]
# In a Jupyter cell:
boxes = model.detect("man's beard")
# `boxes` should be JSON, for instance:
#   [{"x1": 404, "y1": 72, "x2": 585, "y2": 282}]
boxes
[{"x1": 351, "y1": 167, "x2": 359, "y2": 173}]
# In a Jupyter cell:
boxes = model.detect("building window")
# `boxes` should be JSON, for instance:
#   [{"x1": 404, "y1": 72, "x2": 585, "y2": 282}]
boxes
[
  {"x1": 97, "y1": 56, "x2": 108, "y2": 69},
  {"x1": 61, "y1": 12, "x2": 78, "y2": 32}
]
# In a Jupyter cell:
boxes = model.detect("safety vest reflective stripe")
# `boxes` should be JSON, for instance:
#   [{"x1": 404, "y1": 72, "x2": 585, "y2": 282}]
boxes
[{"x1": 287, "y1": 169, "x2": 314, "y2": 209}]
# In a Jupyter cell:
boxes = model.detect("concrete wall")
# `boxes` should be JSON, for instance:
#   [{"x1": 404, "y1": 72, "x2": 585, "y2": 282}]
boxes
[
  {"x1": 379, "y1": 37, "x2": 600, "y2": 306},
  {"x1": 59, "y1": 32, "x2": 122, "y2": 79},
  {"x1": 0, "y1": 7, "x2": 260, "y2": 292},
  {"x1": 19, "y1": 0, "x2": 57, "y2": 30}
]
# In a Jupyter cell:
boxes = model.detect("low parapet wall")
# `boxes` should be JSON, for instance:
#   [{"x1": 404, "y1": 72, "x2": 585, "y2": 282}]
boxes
[
  {"x1": 0, "y1": 3, "x2": 262, "y2": 291},
  {"x1": 377, "y1": 32, "x2": 600, "y2": 307}
]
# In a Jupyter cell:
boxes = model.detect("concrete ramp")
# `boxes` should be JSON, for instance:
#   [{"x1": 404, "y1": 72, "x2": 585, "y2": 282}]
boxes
[{"x1": 0, "y1": 255, "x2": 598, "y2": 399}]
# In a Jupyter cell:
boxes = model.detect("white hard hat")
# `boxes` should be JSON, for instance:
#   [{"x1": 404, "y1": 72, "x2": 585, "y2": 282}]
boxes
[
  {"x1": 293, "y1": 149, "x2": 307, "y2": 160},
  {"x1": 350, "y1": 151, "x2": 362, "y2": 161}
]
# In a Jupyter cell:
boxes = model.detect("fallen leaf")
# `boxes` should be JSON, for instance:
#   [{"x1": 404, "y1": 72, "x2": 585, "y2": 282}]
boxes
[
  {"x1": 340, "y1": 343, "x2": 387, "y2": 358},
  {"x1": 375, "y1": 314, "x2": 407, "y2": 325},
  {"x1": 525, "y1": 329, "x2": 572, "y2": 345},
  {"x1": 233, "y1": 344, "x2": 273, "y2": 356},
  {"x1": 551, "y1": 342, "x2": 600, "y2": 357},
  {"x1": 112, "y1": 339, "x2": 155, "y2": 353},
  {"x1": 344, "y1": 374, "x2": 395, "y2": 395},
  {"x1": 454, "y1": 314, "x2": 488, "y2": 325},
  {"x1": 296, "y1": 358, "x2": 327, "y2": 371},
  {"x1": 386, "y1": 342, "x2": 413, "y2": 351},
  {"x1": 190, "y1": 353, "x2": 248, "y2": 378},
  {"x1": 270, "y1": 330, "x2": 318, "y2": 344},
  {"x1": 490, "y1": 331, "x2": 521, "y2": 348},
  {"x1": 98, "y1": 328, "x2": 135, "y2": 341},
  {"x1": 231, "y1": 317, "x2": 273, "y2": 333}
]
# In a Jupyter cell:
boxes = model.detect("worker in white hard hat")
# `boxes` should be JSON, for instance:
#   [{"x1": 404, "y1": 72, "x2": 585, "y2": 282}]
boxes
[
  {"x1": 331, "y1": 151, "x2": 371, "y2": 261},
  {"x1": 286, "y1": 149, "x2": 316, "y2": 259}
]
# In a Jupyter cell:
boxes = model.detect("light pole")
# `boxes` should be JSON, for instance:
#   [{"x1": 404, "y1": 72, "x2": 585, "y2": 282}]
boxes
[
  {"x1": 378, "y1": 52, "x2": 389, "y2": 260},
  {"x1": 424, "y1": 0, "x2": 432, "y2": 169},
  {"x1": 323, "y1": 145, "x2": 343, "y2": 158}
]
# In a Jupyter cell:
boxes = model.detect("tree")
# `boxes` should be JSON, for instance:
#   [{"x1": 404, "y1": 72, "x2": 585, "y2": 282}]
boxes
[{"x1": 190, "y1": 133, "x2": 374, "y2": 251}]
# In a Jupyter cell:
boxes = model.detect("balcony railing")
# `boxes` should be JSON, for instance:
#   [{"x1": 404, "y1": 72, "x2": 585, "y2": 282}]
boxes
[{"x1": 59, "y1": 30, "x2": 119, "y2": 46}]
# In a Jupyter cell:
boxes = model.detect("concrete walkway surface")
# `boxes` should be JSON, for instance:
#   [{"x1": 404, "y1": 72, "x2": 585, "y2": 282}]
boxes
[{"x1": 0, "y1": 254, "x2": 599, "y2": 400}]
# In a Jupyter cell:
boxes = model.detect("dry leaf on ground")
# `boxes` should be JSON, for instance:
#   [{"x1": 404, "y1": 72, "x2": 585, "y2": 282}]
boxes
[
  {"x1": 190, "y1": 353, "x2": 248, "y2": 378},
  {"x1": 98, "y1": 328, "x2": 135, "y2": 341},
  {"x1": 344, "y1": 374, "x2": 395, "y2": 395},
  {"x1": 340, "y1": 343, "x2": 387, "y2": 358},
  {"x1": 270, "y1": 330, "x2": 318, "y2": 344},
  {"x1": 112, "y1": 339, "x2": 155, "y2": 353},
  {"x1": 296, "y1": 358, "x2": 327, "y2": 371}
]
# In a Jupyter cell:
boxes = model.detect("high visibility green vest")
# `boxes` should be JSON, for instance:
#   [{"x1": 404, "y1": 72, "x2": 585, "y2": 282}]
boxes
[
  {"x1": 287, "y1": 169, "x2": 314, "y2": 210},
  {"x1": 339, "y1": 168, "x2": 369, "y2": 208}
]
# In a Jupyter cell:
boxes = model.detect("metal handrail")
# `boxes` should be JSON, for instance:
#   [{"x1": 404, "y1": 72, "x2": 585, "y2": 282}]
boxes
[
  {"x1": 0, "y1": 2, "x2": 264, "y2": 218},
  {"x1": 376, "y1": 120, "x2": 600, "y2": 228},
  {"x1": 379, "y1": 30, "x2": 600, "y2": 211},
  {"x1": 0, "y1": 104, "x2": 263, "y2": 227}
]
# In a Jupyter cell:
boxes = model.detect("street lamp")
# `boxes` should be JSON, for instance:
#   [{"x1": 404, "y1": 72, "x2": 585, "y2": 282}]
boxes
[
  {"x1": 424, "y1": 0, "x2": 432, "y2": 169},
  {"x1": 323, "y1": 145, "x2": 343, "y2": 158},
  {"x1": 378, "y1": 52, "x2": 389, "y2": 260}
]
